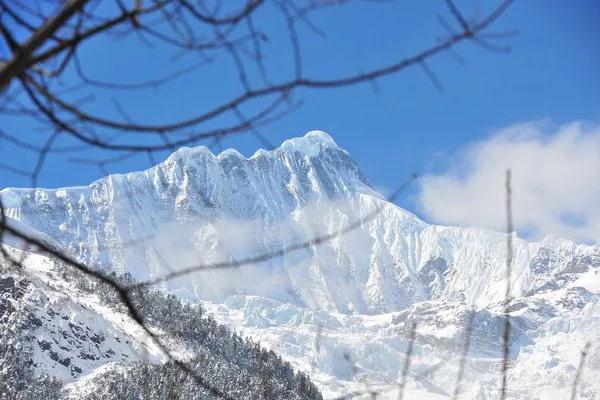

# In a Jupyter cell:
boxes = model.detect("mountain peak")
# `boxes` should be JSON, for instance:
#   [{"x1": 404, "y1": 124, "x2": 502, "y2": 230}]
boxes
[
  {"x1": 274, "y1": 130, "x2": 339, "y2": 157},
  {"x1": 169, "y1": 130, "x2": 340, "y2": 163}
]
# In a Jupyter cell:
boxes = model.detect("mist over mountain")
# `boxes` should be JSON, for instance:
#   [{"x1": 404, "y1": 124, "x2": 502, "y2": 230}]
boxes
[{"x1": 1, "y1": 131, "x2": 599, "y2": 399}]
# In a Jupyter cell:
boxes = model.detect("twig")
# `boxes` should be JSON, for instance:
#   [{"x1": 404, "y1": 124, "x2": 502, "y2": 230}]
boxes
[
  {"x1": 397, "y1": 322, "x2": 417, "y2": 400},
  {"x1": 500, "y1": 169, "x2": 513, "y2": 400},
  {"x1": 570, "y1": 342, "x2": 591, "y2": 400}
]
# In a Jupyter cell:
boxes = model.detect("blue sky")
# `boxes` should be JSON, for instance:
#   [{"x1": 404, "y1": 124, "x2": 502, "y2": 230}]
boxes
[{"x1": 1, "y1": 1, "x2": 599, "y2": 232}]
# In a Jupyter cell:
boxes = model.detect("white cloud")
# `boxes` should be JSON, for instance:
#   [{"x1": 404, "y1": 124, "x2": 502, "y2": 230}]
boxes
[{"x1": 418, "y1": 121, "x2": 600, "y2": 243}]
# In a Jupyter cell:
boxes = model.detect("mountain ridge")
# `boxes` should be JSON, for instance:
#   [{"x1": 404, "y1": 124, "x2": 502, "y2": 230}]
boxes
[
  {"x1": 0, "y1": 130, "x2": 351, "y2": 192},
  {"x1": 1, "y1": 131, "x2": 598, "y2": 311}
]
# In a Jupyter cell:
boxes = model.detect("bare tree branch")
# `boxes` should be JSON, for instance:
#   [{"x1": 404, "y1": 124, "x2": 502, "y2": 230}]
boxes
[
  {"x1": 0, "y1": 0, "x2": 89, "y2": 91},
  {"x1": 397, "y1": 322, "x2": 417, "y2": 400},
  {"x1": 570, "y1": 342, "x2": 591, "y2": 400},
  {"x1": 500, "y1": 169, "x2": 514, "y2": 400}
]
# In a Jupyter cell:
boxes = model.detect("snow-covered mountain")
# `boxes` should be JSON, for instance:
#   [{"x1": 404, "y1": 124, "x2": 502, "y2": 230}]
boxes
[{"x1": 1, "y1": 131, "x2": 599, "y2": 399}]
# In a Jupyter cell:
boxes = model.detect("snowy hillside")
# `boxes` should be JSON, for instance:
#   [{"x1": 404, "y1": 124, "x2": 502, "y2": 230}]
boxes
[
  {"x1": 0, "y1": 246, "x2": 322, "y2": 399},
  {"x1": 1, "y1": 131, "x2": 599, "y2": 399}
]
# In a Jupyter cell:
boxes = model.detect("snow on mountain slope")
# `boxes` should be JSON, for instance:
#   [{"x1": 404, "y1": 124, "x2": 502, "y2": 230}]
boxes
[
  {"x1": 0, "y1": 246, "x2": 165, "y2": 385},
  {"x1": 202, "y1": 284, "x2": 599, "y2": 399},
  {"x1": 2, "y1": 131, "x2": 599, "y2": 399}
]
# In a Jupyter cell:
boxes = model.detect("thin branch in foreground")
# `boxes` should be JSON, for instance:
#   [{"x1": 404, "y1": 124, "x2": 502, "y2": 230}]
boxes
[
  {"x1": 445, "y1": 0, "x2": 471, "y2": 33},
  {"x1": 500, "y1": 168, "x2": 513, "y2": 400},
  {"x1": 0, "y1": 0, "x2": 90, "y2": 91},
  {"x1": 397, "y1": 322, "x2": 417, "y2": 400},
  {"x1": 452, "y1": 309, "x2": 475, "y2": 400},
  {"x1": 570, "y1": 341, "x2": 591, "y2": 400},
  {"x1": 310, "y1": 324, "x2": 323, "y2": 375}
]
